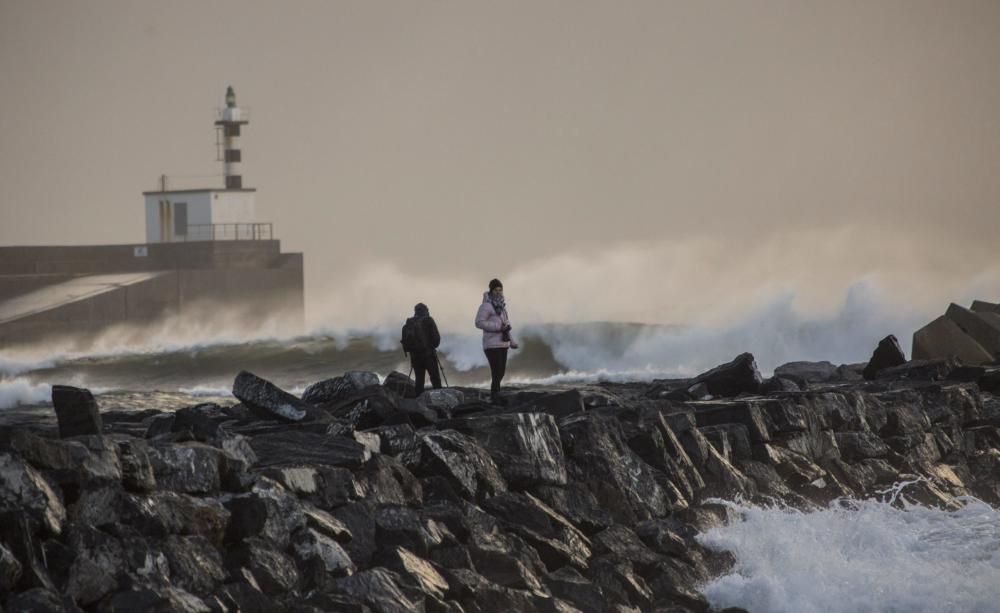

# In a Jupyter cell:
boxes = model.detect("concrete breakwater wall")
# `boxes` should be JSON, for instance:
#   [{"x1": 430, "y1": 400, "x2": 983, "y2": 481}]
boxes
[
  {"x1": 0, "y1": 241, "x2": 303, "y2": 346},
  {"x1": 0, "y1": 354, "x2": 997, "y2": 612}
]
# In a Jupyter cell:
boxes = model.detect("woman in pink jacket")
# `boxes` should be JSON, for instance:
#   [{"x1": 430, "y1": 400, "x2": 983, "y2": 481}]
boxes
[{"x1": 475, "y1": 278, "x2": 519, "y2": 403}]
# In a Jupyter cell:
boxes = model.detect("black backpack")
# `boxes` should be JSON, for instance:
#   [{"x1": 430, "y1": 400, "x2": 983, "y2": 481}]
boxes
[{"x1": 401, "y1": 317, "x2": 429, "y2": 354}]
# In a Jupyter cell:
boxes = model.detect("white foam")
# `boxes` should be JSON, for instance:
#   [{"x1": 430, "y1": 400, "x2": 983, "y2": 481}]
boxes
[
  {"x1": 0, "y1": 378, "x2": 52, "y2": 409},
  {"x1": 697, "y1": 492, "x2": 1000, "y2": 613}
]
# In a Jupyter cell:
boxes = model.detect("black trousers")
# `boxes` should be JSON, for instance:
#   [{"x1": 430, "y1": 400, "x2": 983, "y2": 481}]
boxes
[
  {"x1": 411, "y1": 351, "x2": 442, "y2": 396},
  {"x1": 484, "y1": 348, "x2": 508, "y2": 396}
]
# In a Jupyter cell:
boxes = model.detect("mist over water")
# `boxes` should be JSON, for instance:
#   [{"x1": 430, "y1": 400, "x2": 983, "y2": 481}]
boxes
[
  {"x1": 0, "y1": 276, "x2": 952, "y2": 410},
  {"x1": 698, "y1": 488, "x2": 1000, "y2": 613}
]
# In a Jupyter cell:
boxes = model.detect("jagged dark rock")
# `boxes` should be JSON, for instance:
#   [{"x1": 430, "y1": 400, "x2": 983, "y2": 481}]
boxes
[
  {"x1": 232, "y1": 370, "x2": 309, "y2": 422},
  {"x1": 863, "y1": 335, "x2": 907, "y2": 380},
  {"x1": 50, "y1": 385, "x2": 103, "y2": 438},
  {"x1": 302, "y1": 370, "x2": 381, "y2": 405},
  {"x1": 689, "y1": 353, "x2": 763, "y2": 397}
]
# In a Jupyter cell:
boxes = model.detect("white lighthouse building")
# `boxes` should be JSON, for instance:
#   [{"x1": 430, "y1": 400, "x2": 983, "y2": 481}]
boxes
[{"x1": 143, "y1": 86, "x2": 267, "y2": 242}]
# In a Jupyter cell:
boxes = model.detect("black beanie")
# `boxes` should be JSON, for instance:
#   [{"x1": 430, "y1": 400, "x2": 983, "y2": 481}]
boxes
[
  {"x1": 414, "y1": 303, "x2": 429, "y2": 316},
  {"x1": 489, "y1": 279, "x2": 503, "y2": 291}
]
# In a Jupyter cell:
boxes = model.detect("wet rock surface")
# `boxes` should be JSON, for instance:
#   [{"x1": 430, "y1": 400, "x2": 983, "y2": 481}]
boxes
[{"x1": 1, "y1": 357, "x2": 998, "y2": 611}]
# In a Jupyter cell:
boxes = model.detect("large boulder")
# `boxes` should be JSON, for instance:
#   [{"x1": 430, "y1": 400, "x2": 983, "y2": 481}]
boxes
[
  {"x1": 774, "y1": 361, "x2": 839, "y2": 384},
  {"x1": 148, "y1": 442, "x2": 225, "y2": 494},
  {"x1": 481, "y1": 491, "x2": 592, "y2": 570},
  {"x1": 248, "y1": 430, "x2": 371, "y2": 469},
  {"x1": 51, "y1": 385, "x2": 103, "y2": 438},
  {"x1": 863, "y1": 335, "x2": 907, "y2": 380},
  {"x1": 0, "y1": 452, "x2": 66, "y2": 536},
  {"x1": 335, "y1": 568, "x2": 425, "y2": 613},
  {"x1": 232, "y1": 371, "x2": 308, "y2": 422},
  {"x1": 689, "y1": 353, "x2": 763, "y2": 397},
  {"x1": 417, "y1": 430, "x2": 507, "y2": 500},
  {"x1": 558, "y1": 413, "x2": 671, "y2": 523},
  {"x1": 302, "y1": 371, "x2": 381, "y2": 405},
  {"x1": 450, "y1": 412, "x2": 568, "y2": 488}
]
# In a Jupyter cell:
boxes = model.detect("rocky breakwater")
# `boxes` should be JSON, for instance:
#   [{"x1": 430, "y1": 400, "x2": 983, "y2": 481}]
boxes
[{"x1": 1, "y1": 356, "x2": 999, "y2": 612}]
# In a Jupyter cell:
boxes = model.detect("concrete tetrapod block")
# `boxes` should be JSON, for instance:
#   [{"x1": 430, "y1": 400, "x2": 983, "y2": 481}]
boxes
[
  {"x1": 945, "y1": 303, "x2": 1000, "y2": 358},
  {"x1": 912, "y1": 315, "x2": 993, "y2": 365},
  {"x1": 970, "y1": 300, "x2": 1000, "y2": 314}
]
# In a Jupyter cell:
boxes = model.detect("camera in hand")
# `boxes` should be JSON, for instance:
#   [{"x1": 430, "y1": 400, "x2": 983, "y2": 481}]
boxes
[{"x1": 501, "y1": 324, "x2": 512, "y2": 342}]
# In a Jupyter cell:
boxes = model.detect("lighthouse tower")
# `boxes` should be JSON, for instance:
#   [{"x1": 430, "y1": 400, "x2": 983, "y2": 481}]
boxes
[
  {"x1": 216, "y1": 85, "x2": 248, "y2": 189},
  {"x1": 143, "y1": 86, "x2": 265, "y2": 242}
]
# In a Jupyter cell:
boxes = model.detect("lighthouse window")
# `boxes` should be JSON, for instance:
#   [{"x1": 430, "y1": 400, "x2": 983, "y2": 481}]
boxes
[
  {"x1": 224, "y1": 124, "x2": 241, "y2": 137},
  {"x1": 224, "y1": 149, "x2": 242, "y2": 162},
  {"x1": 174, "y1": 203, "x2": 188, "y2": 236}
]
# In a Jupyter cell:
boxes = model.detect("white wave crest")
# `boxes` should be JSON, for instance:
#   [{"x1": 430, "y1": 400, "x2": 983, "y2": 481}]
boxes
[
  {"x1": 697, "y1": 493, "x2": 1000, "y2": 613},
  {"x1": 0, "y1": 378, "x2": 52, "y2": 410}
]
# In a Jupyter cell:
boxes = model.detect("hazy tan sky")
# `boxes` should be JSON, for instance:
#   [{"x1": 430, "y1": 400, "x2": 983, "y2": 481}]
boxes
[{"x1": 2, "y1": 0, "x2": 999, "y2": 327}]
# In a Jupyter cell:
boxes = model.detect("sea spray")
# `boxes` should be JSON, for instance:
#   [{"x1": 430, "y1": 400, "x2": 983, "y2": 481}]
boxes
[
  {"x1": 696, "y1": 485, "x2": 1000, "y2": 613},
  {"x1": 0, "y1": 377, "x2": 52, "y2": 410}
]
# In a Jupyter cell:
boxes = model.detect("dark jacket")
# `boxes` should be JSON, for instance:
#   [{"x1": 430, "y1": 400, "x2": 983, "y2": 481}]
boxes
[{"x1": 405, "y1": 303, "x2": 441, "y2": 356}]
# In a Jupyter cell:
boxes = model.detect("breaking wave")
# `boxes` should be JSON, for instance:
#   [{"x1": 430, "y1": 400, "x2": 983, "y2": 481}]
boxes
[
  {"x1": 697, "y1": 486, "x2": 1000, "y2": 613},
  {"x1": 0, "y1": 378, "x2": 52, "y2": 410}
]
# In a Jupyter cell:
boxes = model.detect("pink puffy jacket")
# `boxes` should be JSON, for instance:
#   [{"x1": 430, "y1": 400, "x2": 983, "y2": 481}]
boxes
[{"x1": 475, "y1": 292, "x2": 518, "y2": 349}]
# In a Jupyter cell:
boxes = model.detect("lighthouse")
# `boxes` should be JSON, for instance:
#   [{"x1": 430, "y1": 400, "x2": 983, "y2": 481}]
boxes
[
  {"x1": 143, "y1": 86, "x2": 264, "y2": 242},
  {"x1": 216, "y1": 85, "x2": 247, "y2": 189}
]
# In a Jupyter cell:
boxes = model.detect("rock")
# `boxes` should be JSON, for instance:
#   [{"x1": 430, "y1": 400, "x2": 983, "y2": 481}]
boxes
[
  {"x1": 172, "y1": 403, "x2": 228, "y2": 440},
  {"x1": 531, "y1": 483, "x2": 615, "y2": 535},
  {"x1": 687, "y1": 401, "x2": 770, "y2": 442},
  {"x1": 64, "y1": 524, "x2": 126, "y2": 605},
  {"x1": 302, "y1": 505, "x2": 353, "y2": 542},
  {"x1": 383, "y1": 371, "x2": 417, "y2": 398},
  {"x1": 591, "y1": 525, "x2": 663, "y2": 572},
  {"x1": 5, "y1": 431, "x2": 121, "y2": 502},
  {"x1": 291, "y1": 527, "x2": 355, "y2": 587},
  {"x1": 310, "y1": 466, "x2": 364, "y2": 509},
  {"x1": 632, "y1": 520, "x2": 689, "y2": 558},
  {"x1": 510, "y1": 390, "x2": 586, "y2": 419},
  {"x1": 366, "y1": 423, "x2": 422, "y2": 468},
  {"x1": 834, "y1": 431, "x2": 890, "y2": 462},
  {"x1": 162, "y1": 534, "x2": 226, "y2": 596},
  {"x1": 5, "y1": 588, "x2": 67, "y2": 613},
  {"x1": 559, "y1": 413, "x2": 672, "y2": 523},
  {"x1": 335, "y1": 568, "x2": 425, "y2": 613},
  {"x1": 544, "y1": 566, "x2": 607, "y2": 613},
  {"x1": 374, "y1": 505, "x2": 447, "y2": 556},
  {"x1": 100, "y1": 587, "x2": 211, "y2": 613},
  {"x1": 226, "y1": 537, "x2": 300, "y2": 593},
  {"x1": 329, "y1": 392, "x2": 400, "y2": 431},
  {"x1": 422, "y1": 389, "x2": 465, "y2": 412},
  {"x1": 586, "y1": 556, "x2": 652, "y2": 610},
  {"x1": 417, "y1": 429, "x2": 507, "y2": 500},
  {"x1": 450, "y1": 412, "x2": 568, "y2": 488},
  {"x1": 225, "y1": 480, "x2": 306, "y2": 549},
  {"x1": 760, "y1": 377, "x2": 803, "y2": 394},
  {"x1": 117, "y1": 438, "x2": 156, "y2": 492},
  {"x1": 699, "y1": 424, "x2": 752, "y2": 461},
  {"x1": 863, "y1": 335, "x2": 906, "y2": 380},
  {"x1": 302, "y1": 371, "x2": 381, "y2": 405},
  {"x1": 0, "y1": 541, "x2": 22, "y2": 594},
  {"x1": 379, "y1": 546, "x2": 449, "y2": 600},
  {"x1": 774, "y1": 361, "x2": 839, "y2": 383},
  {"x1": 148, "y1": 442, "x2": 224, "y2": 494},
  {"x1": 482, "y1": 492, "x2": 593, "y2": 570},
  {"x1": 331, "y1": 501, "x2": 378, "y2": 567},
  {"x1": 689, "y1": 353, "x2": 762, "y2": 398},
  {"x1": 249, "y1": 429, "x2": 371, "y2": 469},
  {"x1": 144, "y1": 413, "x2": 176, "y2": 439},
  {"x1": 0, "y1": 452, "x2": 66, "y2": 536},
  {"x1": 355, "y1": 454, "x2": 423, "y2": 507},
  {"x1": 232, "y1": 370, "x2": 308, "y2": 422},
  {"x1": 121, "y1": 491, "x2": 231, "y2": 544},
  {"x1": 912, "y1": 314, "x2": 994, "y2": 365},
  {"x1": 877, "y1": 359, "x2": 959, "y2": 382},
  {"x1": 50, "y1": 385, "x2": 104, "y2": 438}
]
